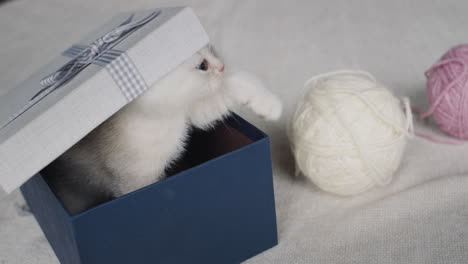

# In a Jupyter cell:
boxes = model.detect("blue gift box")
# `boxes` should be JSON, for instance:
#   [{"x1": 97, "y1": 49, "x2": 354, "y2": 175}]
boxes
[{"x1": 20, "y1": 113, "x2": 278, "y2": 264}]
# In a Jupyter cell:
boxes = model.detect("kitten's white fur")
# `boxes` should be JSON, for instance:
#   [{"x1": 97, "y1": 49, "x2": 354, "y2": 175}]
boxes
[{"x1": 46, "y1": 46, "x2": 282, "y2": 214}]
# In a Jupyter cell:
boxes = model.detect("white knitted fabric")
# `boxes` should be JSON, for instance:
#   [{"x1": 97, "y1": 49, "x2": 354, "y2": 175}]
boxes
[{"x1": 289, "y1": 71, "x2": 414, "y2": 195}]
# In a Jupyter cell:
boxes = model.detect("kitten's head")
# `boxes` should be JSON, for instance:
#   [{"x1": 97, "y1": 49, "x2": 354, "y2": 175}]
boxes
[{"x1": 138, "y1": 45, "x2": 225, "y2": 111}]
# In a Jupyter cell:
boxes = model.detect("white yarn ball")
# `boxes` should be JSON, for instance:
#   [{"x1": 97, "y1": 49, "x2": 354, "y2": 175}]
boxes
[{"x1": 289, "y1": 71, "x2": 413, "y2": 196}]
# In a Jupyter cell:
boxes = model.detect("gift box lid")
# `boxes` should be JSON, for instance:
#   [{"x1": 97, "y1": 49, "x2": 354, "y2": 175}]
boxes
[{"x1": 0, "y1": 7, "x2": 209, "y2": 193}]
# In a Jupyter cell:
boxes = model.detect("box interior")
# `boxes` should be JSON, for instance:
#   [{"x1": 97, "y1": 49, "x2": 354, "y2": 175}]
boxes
[
  {"x1": 42, "y1": 118, "x2": 256, "y2": 215},
  {"x1": 165, "y1": 121, "x2": 254, "y2": 176}
]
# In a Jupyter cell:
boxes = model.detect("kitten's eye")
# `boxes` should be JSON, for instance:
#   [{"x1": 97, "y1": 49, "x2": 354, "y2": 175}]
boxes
[{"x1": 197, "y1": 59, "x2": 208, "y2": 71}]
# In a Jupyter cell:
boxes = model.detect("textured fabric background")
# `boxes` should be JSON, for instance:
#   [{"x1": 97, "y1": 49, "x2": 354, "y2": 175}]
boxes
[{"x1": 1, "y1": 0, "x2": 468, "y2": 263}]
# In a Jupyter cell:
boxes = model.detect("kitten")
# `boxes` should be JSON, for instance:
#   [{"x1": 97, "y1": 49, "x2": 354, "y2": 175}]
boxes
[{"x1": 45, "y1": 45, "x2": 282, "y2": 215}]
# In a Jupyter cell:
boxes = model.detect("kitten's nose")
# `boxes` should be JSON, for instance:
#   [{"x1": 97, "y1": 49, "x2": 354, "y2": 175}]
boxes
[{"x1": 219, "y1": 64, "x2": 225, "y2": 72}]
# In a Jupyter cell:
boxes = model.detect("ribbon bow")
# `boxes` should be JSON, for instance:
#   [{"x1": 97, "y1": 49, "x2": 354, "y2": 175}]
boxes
[
  {"x1": 35, "y1": 10, "x2": 160, "y2": 99},
  {"x1": 1, "y1": 10, "x2": 160, "y2": 130}
]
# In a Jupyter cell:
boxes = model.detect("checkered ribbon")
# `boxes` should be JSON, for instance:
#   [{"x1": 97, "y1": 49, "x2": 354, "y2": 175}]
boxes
[
  {"x1": 0, "y1": 10, "x2": 160, "y2": 129},
  {"x1": 63, "y1": 45, "x2": 147, "y2": 101}
]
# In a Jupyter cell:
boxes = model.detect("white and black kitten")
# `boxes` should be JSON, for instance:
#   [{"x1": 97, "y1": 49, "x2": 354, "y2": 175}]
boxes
[{"x1": 46, "y1": 45, "x2": 282, "y2": 214}]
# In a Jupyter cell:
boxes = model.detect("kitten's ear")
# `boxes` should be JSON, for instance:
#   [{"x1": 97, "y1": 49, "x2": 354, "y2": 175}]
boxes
[
  {"x1": 208, "y1": 44, "x2": 215, "y2": 53},
  {"x1": 208, "y1": 45, "x2": 220, "y2": 58}
]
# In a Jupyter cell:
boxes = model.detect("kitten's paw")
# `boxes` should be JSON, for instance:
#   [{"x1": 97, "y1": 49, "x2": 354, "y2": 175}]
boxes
[
  {"x1": 225, "y1": 71, "x2": 282, "y2": 120},
  {"x1": 249, "y1": 94, "x2": 282, "y2": 120}
]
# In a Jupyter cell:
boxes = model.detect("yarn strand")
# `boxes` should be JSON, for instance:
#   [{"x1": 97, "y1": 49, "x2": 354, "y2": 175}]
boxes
[{"x1": 411, "y1": 106, "x2": 465, "y2": 144}]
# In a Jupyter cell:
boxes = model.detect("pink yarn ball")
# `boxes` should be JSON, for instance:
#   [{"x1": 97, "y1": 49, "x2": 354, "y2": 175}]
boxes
[{"x1": 424, "y1": 44, "x2": 468, "y2": 139}]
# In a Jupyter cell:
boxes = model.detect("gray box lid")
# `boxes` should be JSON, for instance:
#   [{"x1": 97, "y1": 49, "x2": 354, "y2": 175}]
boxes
[{"x1": 0, "y1": 7, "x2": 210, "y2": 193}]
